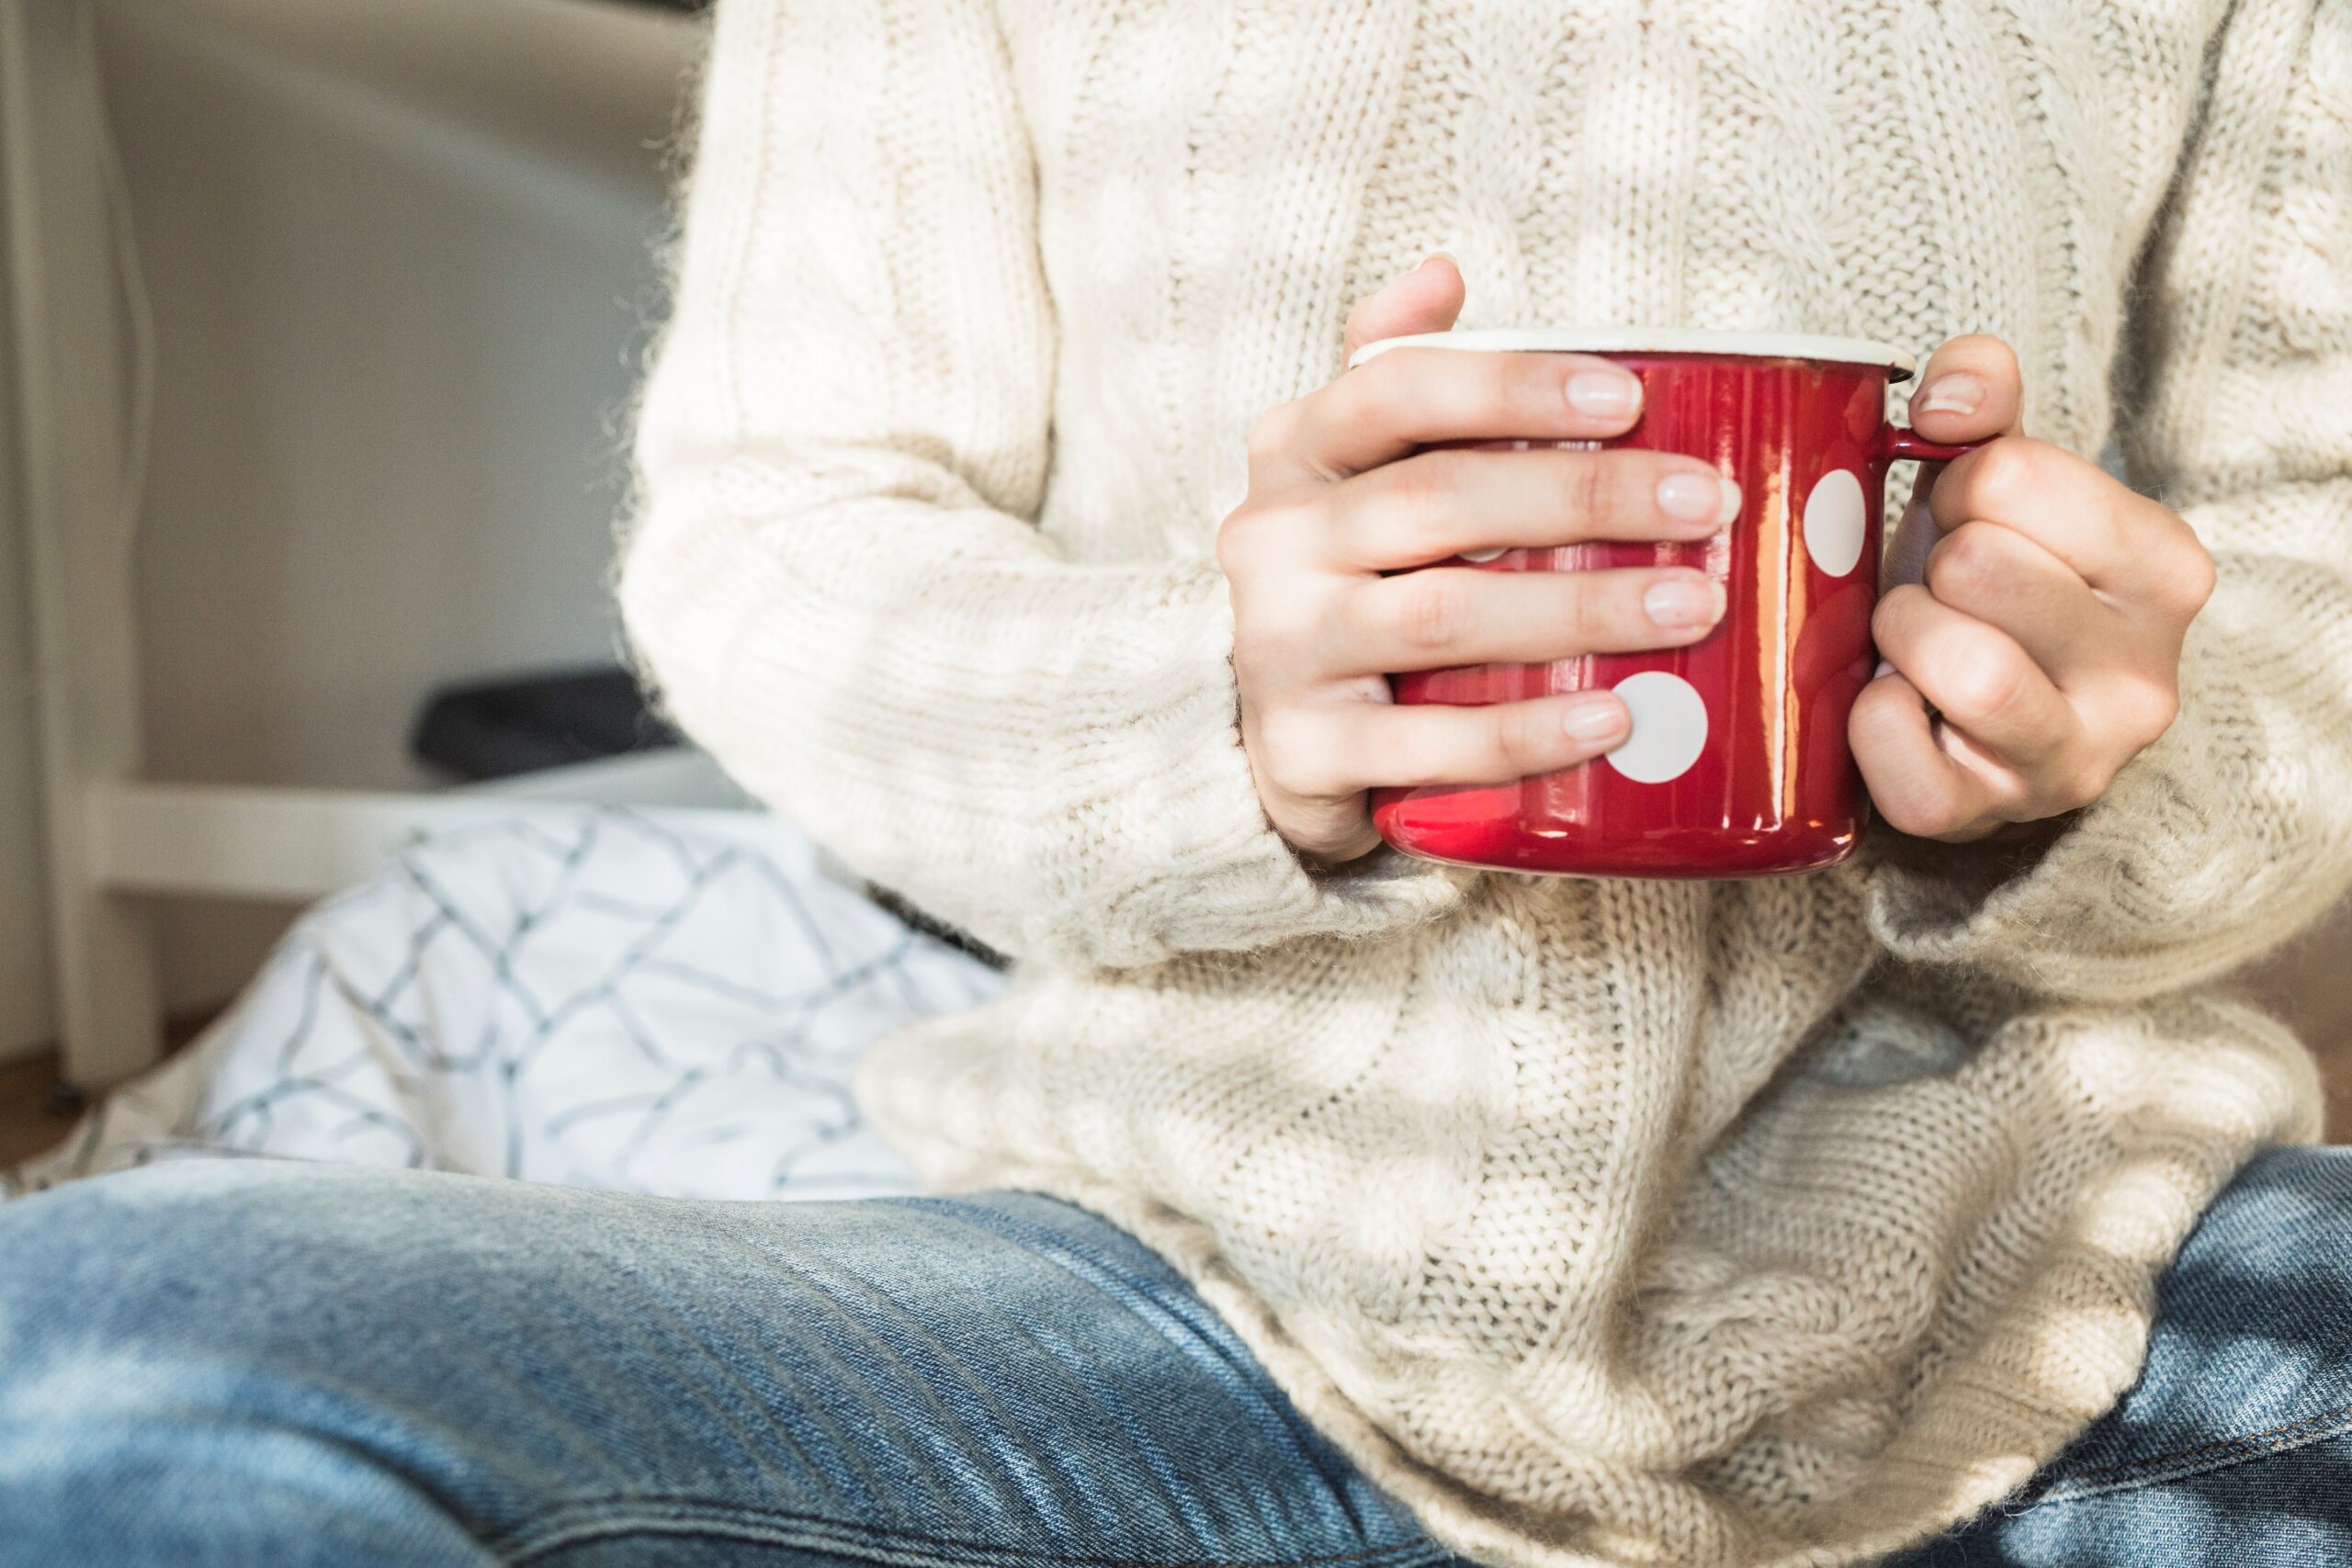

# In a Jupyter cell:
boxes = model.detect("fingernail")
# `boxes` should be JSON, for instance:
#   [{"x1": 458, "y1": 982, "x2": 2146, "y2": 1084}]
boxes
[
  {"x1": 1873, "y1": 660, "x2": 1897, "y2": 681},
  {"x1": 1419, "y1": 251, "x2": 1457, "y2": 272},
  {"x1": 1914, "y1": 373, "x2": 1984, "y2": 418},
  {"x1": 1713, "y1": 475, "x2": 1743, "y2": 526},
  {"x1": 1655, "y1": 471, "x2": 1723, "y2": 524},
  {"x1": 1561, "y1": 693, "x2": 1628, "y2": 745},
  {"x1": 1566, "y1": 369, "x2": 1641, "y2": 419},
  {"x1": 1644, "y1": 576, "x2": 1725, "y2": 629}
]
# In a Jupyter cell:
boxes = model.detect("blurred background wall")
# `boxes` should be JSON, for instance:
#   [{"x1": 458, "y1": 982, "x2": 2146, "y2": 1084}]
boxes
[
  {"x1": 0, "y1": 0, "x2": 700, "y2": 1038},
  {"x1": 0, "y1": 254, "x2": 51, "y2": 1058},
  {"x1": 2, "y1": 0, "x2": 2341, "y2": 1090}
]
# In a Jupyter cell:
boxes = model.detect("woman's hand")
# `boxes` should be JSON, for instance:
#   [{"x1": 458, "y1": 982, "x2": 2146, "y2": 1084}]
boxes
[
  {"x1": 1852, "y1": 335, "x2": 2215, "y2": 843},
  {"x1": 1222, "y1": 259, "x2": 1740, "y2": 863}
]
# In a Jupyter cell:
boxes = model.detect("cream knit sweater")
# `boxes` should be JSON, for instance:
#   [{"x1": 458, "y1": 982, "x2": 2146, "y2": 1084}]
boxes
[{"x1": 622, "y1": 3, "x2": 2352, "y2": 1563}]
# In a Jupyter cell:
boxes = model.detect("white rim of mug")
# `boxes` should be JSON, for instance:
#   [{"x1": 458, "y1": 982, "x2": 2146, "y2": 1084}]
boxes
[{"x1": 1348, "y1": 328, "x2": 1920, "y2": 380}]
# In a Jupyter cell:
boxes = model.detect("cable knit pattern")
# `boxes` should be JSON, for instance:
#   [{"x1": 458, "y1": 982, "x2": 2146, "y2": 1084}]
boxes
[{"x1": 622, "y1": 3, "x2": 2347, "y2": 1563}]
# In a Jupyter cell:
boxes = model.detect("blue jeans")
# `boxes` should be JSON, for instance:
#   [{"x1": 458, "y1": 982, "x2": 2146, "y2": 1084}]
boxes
[{"x1": 1, "y1": 1149, "x2": 2347, "y2": 1567}]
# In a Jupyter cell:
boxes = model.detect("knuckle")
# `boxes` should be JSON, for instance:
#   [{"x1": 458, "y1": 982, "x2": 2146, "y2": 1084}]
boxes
[
  {"x1": 2046, "y1": 757, "x2": 2115, "y2": 815},
  {"x1": 1871, "y1": 765, "x2": 1956, "y2": 839},
  {"x1": 1227, "y1": 611, "x2": 1283, "y2": 678},
  {"x1": 2064, "y1": 769, "x2": 2113, "y2": 815},
  {"x1": 1389, "y1": 571, "x2": 1465, "y2": 653},
  {"x1": 1561, "y1": 453, "x2": 1611, "y2": 527},
  {"x1": 1381, "y1": 453, "x2": 1464, "y2": 547},
  {"x1": 1223, "y1": 496, "x2": 1325, "y2": 579},
  {"x1": 2089, "y1": 502, "x2": 2137, "y2": 574},
  {"x1": 1959, "y1": 437, "x2": 2038, "y2": 518},
  {"x1": 1492, "y1": 703, "x2": 1555, "y2": 777},
  {"x1": 1926, "y1": 522, "x2": 2004, "y2": 604},
  {"x1": 2173, "y1": 531, "x2": 2219, "y2": 615},
  {"x1": 1246, "y1": 402, "x2": 1301, "y2": 468},
  {"x1": 1252, "y1": 708, "x2": 1335, "y2": 798},
  {"x1": 1557, "y1": 575, "x2": 1616, "y2": 649},
  {"x1": 1228, "y1": 578, "x2": 1316, "y2": 674},
  {"x1": 1345, "y1": 357, "x2": 1416, "y2": 432},
  {"x1": 1942, "y1": 640, "x2": 2032, "y2": 725},
  {"x1": 1872, "y1": 583, "x2": 1932, "y2": 646},
  {"x1": 1490, "y1": 354, "x2": 1550, "y2": 426},
  {"x1": 1848, "y1": 678, "x2": 1901, "y2": 746},
  {"x1": 1214, "y1": 506, "x2": 1264, "y2": 576},
  {"x1": 2119, "y1": 675, "x2": 2181, "y2": 748}
]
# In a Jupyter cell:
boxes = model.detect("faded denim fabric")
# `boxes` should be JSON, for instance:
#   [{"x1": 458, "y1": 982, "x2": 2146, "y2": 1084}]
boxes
[{"x1": 3, "y1": 1148, "x2": 2348, "y2": 1565}]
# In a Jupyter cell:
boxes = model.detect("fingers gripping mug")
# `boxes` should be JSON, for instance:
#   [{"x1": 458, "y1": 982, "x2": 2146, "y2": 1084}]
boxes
[{"x1": 1351, "y1": 328, "x2": 1979, "y2": 879}]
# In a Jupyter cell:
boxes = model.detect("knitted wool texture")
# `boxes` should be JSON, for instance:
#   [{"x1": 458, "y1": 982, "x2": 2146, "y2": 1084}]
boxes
[{"x1": 622, "y1": 3, "x2": 2351, "y2": 1563}]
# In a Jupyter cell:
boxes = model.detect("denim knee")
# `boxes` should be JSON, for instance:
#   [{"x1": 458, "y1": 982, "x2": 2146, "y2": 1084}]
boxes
[
  {"x1": 0, "y1": 1161, "x2": 514, "y2": 1568},
  {"x1": 0, "y1": 1161, "x2": 371, "y2": 1404}
]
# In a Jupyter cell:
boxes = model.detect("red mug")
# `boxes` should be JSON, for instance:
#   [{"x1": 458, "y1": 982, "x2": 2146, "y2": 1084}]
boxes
[{"x1": 1351, "y1": 329, "x2": 1979, "y2": 879}]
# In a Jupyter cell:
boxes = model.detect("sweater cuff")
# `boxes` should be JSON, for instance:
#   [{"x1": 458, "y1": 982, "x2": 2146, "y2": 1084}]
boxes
[
  {"x1": 1046, "y1": 574, "x2": 1470, "y2": 964},
  {"x1": 1860, "y1": 677, "x2": 2248, "y2": 999}
]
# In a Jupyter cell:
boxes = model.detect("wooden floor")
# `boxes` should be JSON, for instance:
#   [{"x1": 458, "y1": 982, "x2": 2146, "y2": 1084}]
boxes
[{"x1": 0, "y1": 1012, "x2": 216, "y2": 1170}]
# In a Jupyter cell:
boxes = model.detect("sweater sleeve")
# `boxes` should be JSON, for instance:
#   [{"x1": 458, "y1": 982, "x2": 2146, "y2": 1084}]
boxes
[
  {"x1": 619, "y1": 0, "x2": 1462, "y2": 969},
  {"x1": 1865, "y1": 0, "x2": 2352, "y2": 1002}
]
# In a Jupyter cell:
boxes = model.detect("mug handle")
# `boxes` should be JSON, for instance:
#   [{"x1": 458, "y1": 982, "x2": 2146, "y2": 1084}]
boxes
[{"x1": 1876, "y1": 426, "x2": 1985, "y2": 464}]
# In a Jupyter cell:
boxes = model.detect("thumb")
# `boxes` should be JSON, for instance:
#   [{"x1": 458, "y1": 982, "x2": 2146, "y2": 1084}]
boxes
[
  {"x1": 1342, "y1": 254, "x2": 1466, "y2": 365},
  {"x1": 1905, "y1": 333, "x2": 2022, "y2": 444},
  {"x1": 1897, "y1": 332, "x2": 2024, "y2": 548}
]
